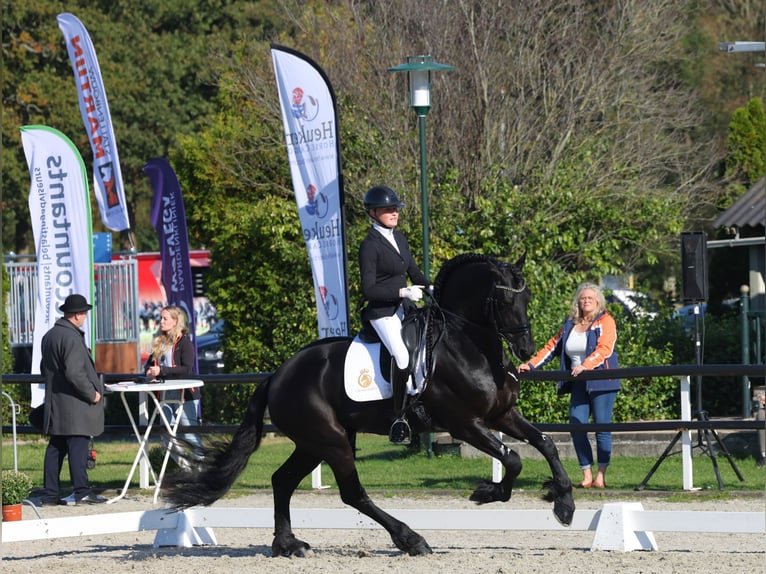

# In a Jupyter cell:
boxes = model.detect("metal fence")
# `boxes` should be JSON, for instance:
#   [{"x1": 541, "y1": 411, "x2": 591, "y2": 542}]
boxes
[
  {"x1": 5, "y1": 261, "x2": 36, "y2": 346},
  {"x1": 4, "y1": 258, "x2": 139, "y2": 345}
]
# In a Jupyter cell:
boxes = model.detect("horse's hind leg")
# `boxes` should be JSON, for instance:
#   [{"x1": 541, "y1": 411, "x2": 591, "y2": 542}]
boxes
[
  {"x1": 271, "y1": 449, "x2": 322, "y2": 557},
  {"x1": 501, "y1": 409, "x2": 575, "y2": 526},
  {"x1": 321, "y1": 443, "x2": 433, "y2": 556}
]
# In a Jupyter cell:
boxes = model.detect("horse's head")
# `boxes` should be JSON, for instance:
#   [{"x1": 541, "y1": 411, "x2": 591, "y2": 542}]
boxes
[
  {"x1": 433, "y1": 253, "x2": 535, "y2": 360},
  {"x1": 486, "y1": 254, "x2": 534, "y2": 360}
]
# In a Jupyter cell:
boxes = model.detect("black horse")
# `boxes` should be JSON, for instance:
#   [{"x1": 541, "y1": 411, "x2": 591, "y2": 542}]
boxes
[{"x1": 164, "y1": 253, "x2": 574, "y2": 556}]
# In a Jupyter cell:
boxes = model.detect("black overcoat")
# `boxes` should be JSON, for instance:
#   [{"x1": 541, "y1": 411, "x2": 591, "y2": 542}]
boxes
[{"x1": 40, "y1": 318, "x2": 104, "y2": 437}]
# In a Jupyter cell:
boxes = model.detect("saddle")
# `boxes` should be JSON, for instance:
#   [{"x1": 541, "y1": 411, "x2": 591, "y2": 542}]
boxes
[{"x1": 357, "y1": 308, "x2": 426, "y2": 383}]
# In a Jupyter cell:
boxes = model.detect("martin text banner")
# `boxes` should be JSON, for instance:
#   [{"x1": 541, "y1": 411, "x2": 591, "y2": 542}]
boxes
[
  {"x1": 21, "y1": 125, "x2": 94, "y2": 406},
  {"x1": 145, "y1": 157, "x2": 198, "y2": 373},
  {"x1": 271, "y1": 45, "x2": 348, "y2": 338},
  {"x1": 58, "y1": 12, "x2": 130, "y2": 232}
]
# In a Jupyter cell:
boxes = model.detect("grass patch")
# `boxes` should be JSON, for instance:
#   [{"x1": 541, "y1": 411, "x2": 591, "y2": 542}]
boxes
[{"x1": 3, "y1": 433, "x2": 765, "y2": 500}]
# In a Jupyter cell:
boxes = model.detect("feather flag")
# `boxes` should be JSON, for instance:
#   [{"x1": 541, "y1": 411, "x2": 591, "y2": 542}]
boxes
[
  {"x1": 21, "y1": 125, "x2": 94, "y2": 406},
  {"x1": 144, "y1": 157, "x2": 198, "y2": 373},
  {"x1": 271, "y1": 45, "x2": 349, "y2": 338},
  {"x1": 57, "y1": 12, "x2": 130, "y2": 232}
]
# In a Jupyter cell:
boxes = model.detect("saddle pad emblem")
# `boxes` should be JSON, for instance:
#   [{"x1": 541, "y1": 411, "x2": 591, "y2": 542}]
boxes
[{"x1": 357, "y1": 368, "x2": 374, "y2": 389}]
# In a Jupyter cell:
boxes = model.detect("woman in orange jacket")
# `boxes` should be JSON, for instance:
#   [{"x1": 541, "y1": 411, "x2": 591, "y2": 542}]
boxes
[{"x1": 518, "y1": 283, "x2": 619, "y2": 489}]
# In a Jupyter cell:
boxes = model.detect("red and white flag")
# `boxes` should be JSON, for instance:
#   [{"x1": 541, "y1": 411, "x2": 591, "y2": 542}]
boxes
[{"x1": 58, "y1": 12, "x2": 130, "y2": 232}]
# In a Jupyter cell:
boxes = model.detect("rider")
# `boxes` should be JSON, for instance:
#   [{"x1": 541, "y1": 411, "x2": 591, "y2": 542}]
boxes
[{"x1": 359, "y1": 185, "x2": 431, "y2": 444}]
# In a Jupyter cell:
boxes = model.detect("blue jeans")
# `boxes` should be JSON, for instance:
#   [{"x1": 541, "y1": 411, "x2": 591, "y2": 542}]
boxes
[
  {"x1": 569, "y1": 385, "x2": 617, "y2": 469},
  {"x1": 162, "y1": 398, "x2": 202, "y2": 449}
]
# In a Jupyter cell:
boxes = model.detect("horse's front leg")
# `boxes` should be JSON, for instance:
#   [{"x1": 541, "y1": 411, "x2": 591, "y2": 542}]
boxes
[
  {"x1": 323, "y1": 444, "x2": 433, "y2": 556},
  {"x1": 449, "y1": 424, "x2": 521, "y2": 504},
  {"x1": 499, "y1": 408, "x2": 575, "y2": 526}
]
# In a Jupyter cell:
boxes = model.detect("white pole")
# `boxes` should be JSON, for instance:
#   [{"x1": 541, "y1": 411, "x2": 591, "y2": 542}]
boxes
[
  {"x1": 492, "y1": 432, "x2": 504, "y2": 482},
  {"x1": 680, "y1": 375, "x2": 694, "y2": 490},
  {"x1": 312, "y1": 464, "x2": 329, "y2": 489},
  {"x1": 139, "y1": 391, "x2": 150, "y2": 488}
]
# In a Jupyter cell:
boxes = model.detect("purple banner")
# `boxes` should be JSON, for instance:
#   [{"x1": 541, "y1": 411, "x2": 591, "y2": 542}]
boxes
[{"x1": 144, "y1": 157, "x2": 197, "y2": 373}]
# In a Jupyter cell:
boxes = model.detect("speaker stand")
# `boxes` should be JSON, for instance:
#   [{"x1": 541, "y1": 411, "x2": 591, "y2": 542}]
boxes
[{"x1": 636, "y1": 304, "x2": 744, "y2": 491}]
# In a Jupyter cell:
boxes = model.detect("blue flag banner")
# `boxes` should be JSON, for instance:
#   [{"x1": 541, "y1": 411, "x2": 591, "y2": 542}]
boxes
[
  {"x1": 271, "y1": 45, "x2": 349, "y2": 338},
  {"x1": 58, "y1": 12, "x2": 130, "y2": 232},
  {"x1": 144, "y1": 157, "x2": 198, "y2": 373}
]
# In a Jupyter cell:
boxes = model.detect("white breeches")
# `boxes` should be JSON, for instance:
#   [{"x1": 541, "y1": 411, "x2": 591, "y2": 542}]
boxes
[{"x1": 370, "y1": 307, "x2": 409, "y2": 369}]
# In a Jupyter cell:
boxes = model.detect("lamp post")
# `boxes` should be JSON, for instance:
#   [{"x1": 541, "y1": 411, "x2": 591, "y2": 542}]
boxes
[
  {"x1": 388, "y1": 55, "x2": 455, "y2": 280},
  {"x1": 719, "y1": 40, "x2": 766, "y2": 419}
]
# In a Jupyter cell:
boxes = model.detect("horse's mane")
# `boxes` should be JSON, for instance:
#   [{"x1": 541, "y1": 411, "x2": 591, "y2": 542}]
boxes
[{"x1": 432, "y1": 253, "x2": 509, "y2": 300}]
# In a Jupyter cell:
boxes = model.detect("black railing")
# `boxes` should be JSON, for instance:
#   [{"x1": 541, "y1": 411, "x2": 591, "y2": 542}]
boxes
[{"x1": 3, "y1": 364, "x2": 765, "y2": 436}]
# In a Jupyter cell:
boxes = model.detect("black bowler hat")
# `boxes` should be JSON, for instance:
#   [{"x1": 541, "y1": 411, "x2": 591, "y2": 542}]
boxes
[{"x1": 59, "y1": 294, "x2": 92, "y2": 313}]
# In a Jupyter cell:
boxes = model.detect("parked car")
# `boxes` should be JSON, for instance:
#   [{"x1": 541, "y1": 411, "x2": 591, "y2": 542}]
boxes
[
  {"x1": 672, "y1": 299, "x2": 738, "y2": 333},
  {"x1": 605, "y1": 289, "x2": 657, "y2": 319},
  {"x1": 196, "y1": 320, "x2": 224, "y2": 374}
]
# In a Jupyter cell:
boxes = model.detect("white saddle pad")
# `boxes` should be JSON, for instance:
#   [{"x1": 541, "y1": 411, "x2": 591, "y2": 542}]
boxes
[{"x1": 344, "y1": 335, "x2": 425, "y2": 403}]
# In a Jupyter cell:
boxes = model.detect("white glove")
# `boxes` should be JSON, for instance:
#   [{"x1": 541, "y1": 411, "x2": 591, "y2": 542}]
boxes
[{"x1": 400, "y1": 285, "x2": 424, "y2": 302}]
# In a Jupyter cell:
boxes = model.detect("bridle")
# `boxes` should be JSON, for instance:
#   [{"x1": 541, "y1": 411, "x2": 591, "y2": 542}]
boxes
[{"x1": 488, "y1": 278, "x2": 531, "y2": 351}]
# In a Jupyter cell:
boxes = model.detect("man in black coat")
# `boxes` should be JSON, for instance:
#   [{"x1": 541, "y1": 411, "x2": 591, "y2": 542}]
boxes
[{"x1": 38, "y1": 294, "x2": 106, "y2": 505}]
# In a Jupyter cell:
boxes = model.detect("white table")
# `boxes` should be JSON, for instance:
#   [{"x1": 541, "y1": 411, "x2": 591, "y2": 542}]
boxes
[{"x1": 105, "y1": 379, "x2": 204, "y2": 504}]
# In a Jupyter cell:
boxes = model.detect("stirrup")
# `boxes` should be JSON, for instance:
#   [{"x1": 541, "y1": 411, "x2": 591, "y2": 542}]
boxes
[{"x1": 389, "y1": 418, "x2": 411, "y2": 444}]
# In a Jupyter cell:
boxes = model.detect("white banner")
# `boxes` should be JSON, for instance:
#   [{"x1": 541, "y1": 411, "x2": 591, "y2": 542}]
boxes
[
  {"x1": 57, "y1": 12, "x2": 130, "y2": 232},
  {"x1": 21, "y1": 125, "x2": 94, "y2": 406},
  {"x1": 271, "y1": 45, "x2": 348, "y2": 338}
]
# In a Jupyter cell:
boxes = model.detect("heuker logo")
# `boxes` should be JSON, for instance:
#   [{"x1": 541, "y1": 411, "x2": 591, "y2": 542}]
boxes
[
  {"x1": 305, "y1": 183, "x2": 329, "y2": 219},
  {"x1": 290, "y1": 87, "x2": 319, "y2": 121},
  {"x1": 285, "y1": 86, "x2": 334, "y2": 148},
  {"x1": 318, "y1": 285, "x2": 339, "y2": 321}
]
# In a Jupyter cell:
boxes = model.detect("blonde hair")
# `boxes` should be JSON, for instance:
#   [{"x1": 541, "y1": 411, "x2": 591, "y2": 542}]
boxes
[
  {"x1": 149, "y1": 305, "x2": 189, "y2": 362},
  {"x1": 567, "y1": 283, "x2": 606, "y2": 322}
]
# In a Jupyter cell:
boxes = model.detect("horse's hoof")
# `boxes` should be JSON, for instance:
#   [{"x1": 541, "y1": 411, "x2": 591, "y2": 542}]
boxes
[
  {"x1": 272, "y1": 537, "x2": 311, "y2": 557},
  {"x1": 406, "y1": 540, "x2": 433, "y2": 556},
  {"x1": 394, "y1": 531, "x2": 433, "y2": 555},
  {"x1": 553, "y1": 498, "x2": 575, "y2": 526},
  {"x1": 469, "y1": 480, "x2": 503, "y2": 504}
]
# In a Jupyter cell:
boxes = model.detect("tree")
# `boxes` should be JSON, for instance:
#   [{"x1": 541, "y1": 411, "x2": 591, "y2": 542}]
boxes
[
  {"x1": 2, "y1": 0, "x2": 286, "y2": 252},
  {"x1": 725, "y1": 97, "x2": 765, "y2": 188}
]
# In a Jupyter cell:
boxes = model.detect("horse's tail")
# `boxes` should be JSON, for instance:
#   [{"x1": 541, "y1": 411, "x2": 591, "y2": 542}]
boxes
[{"x1": 163, "y1": 378, "x2": 270, "y2": 509}]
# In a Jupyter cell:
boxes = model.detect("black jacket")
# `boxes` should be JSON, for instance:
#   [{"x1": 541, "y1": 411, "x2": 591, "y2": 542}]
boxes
[
  {"x1": 144, "y1": 334, "x2": 200, "y2": 401},
  {"x1": 359, "y1": 227, "x2": 429, "y2": 321},
  {"x1": 40, "y1": 318, "x2": 104, "y2": 437}
]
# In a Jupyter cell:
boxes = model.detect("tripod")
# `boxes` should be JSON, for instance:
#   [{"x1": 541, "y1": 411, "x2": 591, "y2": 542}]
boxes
[{"x1": 636, "y1": 304, "x2": 744, "y2": 491}]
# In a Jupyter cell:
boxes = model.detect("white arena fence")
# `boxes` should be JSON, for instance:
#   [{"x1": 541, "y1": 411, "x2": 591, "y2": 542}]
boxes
[{"x1": 3, "y1": 502, "x2": 764, "y2": 552}]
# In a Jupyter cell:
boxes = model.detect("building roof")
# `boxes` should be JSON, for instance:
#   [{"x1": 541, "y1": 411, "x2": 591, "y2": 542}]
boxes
[{"x1": 713, "y1": 177, "x2": 765, "y2": 229}]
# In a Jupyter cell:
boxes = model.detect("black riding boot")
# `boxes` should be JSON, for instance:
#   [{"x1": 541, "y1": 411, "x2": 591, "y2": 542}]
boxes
[{"x1": 389, "y1": 364, "x2": 411, "y2": 444}]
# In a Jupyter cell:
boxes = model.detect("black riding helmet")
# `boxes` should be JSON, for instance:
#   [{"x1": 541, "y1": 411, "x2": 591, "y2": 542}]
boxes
[{"x1": 363, "y1": 186, "x2": 405, "y2": 212}]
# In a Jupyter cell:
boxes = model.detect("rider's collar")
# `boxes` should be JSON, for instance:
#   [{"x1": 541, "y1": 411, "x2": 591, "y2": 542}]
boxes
[{"x1": 373, "y1": 222, "x2": 395, "y2": 235}]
